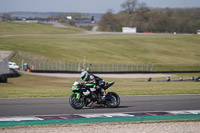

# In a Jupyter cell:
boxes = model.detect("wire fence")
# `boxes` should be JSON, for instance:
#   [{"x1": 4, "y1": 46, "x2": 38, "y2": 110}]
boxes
[
  {"x1": 9, "y1": 52, "x2": 200, "y2": 72},
  {"x1": 28, "y1": 61, "x2": 81, "y2": 71},
  {"x1": 85, "y1": 63, "x2": 154, "y2": 72},
  {"x1": 17, "y1": 60, "x2": 200, "y2": 72}
]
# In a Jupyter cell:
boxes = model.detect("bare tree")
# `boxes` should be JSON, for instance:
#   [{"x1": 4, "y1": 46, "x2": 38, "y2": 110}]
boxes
[
  {"x1": 121, "y1": 0, "x2": 138, "y2": 14},
  {"x1": 137, "y1": 2, "x2": 149, "y2": 13}
]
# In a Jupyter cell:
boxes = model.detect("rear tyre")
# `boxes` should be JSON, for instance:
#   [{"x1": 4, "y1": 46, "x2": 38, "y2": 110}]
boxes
[
  {"x1": 106, "y1": 92, "x2": 120, "y2": 108},
  {"x1": 69, "y1": 94, "x2": 85, "y2": 109}
]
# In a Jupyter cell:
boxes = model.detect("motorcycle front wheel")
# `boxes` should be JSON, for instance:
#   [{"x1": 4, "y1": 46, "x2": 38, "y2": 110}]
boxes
[{"x1": 69, "y1": 94, "x2": 85, "y2": 109}]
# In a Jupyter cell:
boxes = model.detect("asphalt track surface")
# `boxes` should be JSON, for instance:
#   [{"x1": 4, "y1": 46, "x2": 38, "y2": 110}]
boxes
[{"x1": 0, "y1": 95, "x2": 200, "y2": 117}]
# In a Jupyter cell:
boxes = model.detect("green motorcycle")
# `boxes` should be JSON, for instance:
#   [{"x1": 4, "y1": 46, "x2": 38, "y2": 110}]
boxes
[{"x1": 69, "y1": 79, "x2": 120, "y2": 109}]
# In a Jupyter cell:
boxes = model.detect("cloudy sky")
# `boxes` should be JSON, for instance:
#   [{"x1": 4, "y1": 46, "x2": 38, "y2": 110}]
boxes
[{"x1": 0, "y1": 0, "x2": 200, "y2": 13}]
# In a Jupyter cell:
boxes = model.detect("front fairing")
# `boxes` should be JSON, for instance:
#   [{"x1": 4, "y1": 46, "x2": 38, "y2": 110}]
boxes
[{"x1": 71, "y1": 79, "x2": 81, "y2": 92}]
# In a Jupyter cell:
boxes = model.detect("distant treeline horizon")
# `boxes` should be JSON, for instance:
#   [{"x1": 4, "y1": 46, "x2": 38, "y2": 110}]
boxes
[
  {"x1": 1, "y1": 0, "x2": 200, "y2": 33},
  {"x1": 0, "y1": 11, "x2": 103, "y2": 21},
  {"x1": 98, "y1": 0, "x2": 200, "y2": 33}
]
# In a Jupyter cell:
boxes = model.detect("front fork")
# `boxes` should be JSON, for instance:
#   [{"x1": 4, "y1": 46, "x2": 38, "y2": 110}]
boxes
[{"x1": 74, "y1": 92, "x2": 81, "y2": 100}]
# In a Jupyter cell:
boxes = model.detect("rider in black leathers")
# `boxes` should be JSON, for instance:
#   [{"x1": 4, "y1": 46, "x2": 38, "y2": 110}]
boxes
[{"x1": 80, "y1": 71, "x2": 106, "y2": 99}]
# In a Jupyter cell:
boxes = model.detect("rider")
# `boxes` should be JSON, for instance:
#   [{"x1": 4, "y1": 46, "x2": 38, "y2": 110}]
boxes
[{"x1": 80, "y1": 71, "x2": 106, "y2": 99}]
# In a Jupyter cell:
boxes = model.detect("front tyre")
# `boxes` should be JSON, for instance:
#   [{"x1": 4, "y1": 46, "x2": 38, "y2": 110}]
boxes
[
  {"x1": 69, "y1": 94, "x2": 85, "y2": 109},
  {"x1": 106, "y1": 92, "x2": 120, "y2": 108}
]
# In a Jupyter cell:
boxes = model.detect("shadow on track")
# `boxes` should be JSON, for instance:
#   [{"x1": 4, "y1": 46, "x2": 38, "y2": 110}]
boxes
[{"x1": 83, "y1": 105, "x2": 131, "y2": 110}]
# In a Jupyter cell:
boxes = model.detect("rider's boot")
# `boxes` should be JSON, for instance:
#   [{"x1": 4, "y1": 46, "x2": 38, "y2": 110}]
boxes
[{"x1": 101, "y1": 90, "x2": 106, "y2": 101}]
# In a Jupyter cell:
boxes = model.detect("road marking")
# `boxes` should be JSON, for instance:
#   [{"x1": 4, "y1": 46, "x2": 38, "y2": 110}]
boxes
[
  {"x1": 0, "y1": 116, "x2": 42, "y2": 122},
  {"x1": 169, "y1": 110, "x2": 200, "y2": 115},
  {"x1": 0, "y1": 110, "x2": 200, "y2": 127},
  {"x1": 1, "y1": 110, "x2": 200, "y2": 122}
]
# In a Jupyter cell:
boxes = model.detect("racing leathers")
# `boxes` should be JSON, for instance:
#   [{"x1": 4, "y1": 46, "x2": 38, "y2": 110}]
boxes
[{"x1": 83, "y1": 73, "x2": 106, "y2": 99}]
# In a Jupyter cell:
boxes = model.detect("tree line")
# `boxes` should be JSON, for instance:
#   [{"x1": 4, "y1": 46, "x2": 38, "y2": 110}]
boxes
[{"x1": 98, "y1": 0, "x2": 200, "y2": 33}]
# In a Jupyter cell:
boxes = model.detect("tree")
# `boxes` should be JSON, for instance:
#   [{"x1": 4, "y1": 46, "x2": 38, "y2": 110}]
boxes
[
  {"x1": 55, "y1": 14, "x2": 67, "y2": 22},
  {"x1": 91, "y1": 16, "x2": 95, "y2": 21},
  {"x1": 98, "y1": 10, "x2": 121, "y2": 32},
  {"x1": 121, "y1": 0, "x2": 138, "y2": 14},
  {"x1": 99, "y1": 0, "x2": 200, "y2": 33},
  {"x1": 137, "y1": 2, "x2": 149, "y2": 13},
  {"x1": 2, "y1": 13, "x2": 11, "y2": 21}
]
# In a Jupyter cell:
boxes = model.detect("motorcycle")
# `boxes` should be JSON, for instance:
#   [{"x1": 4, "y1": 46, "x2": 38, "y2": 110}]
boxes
[{"x1": 69, "y1": 79, "x2": 120, "y2": 109}]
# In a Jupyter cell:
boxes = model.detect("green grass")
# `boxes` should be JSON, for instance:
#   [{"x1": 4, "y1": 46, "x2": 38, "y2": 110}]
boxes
[
  {"x1": 108, "y1": 73, "x2": 200, "y2": 95},
  {"x1": 0, "y1": 21, "x2": 82, "y2": 35},
  {"x1": 0, "y1": 33, "x2": 200, "y2": 64},
  {"x1": 0, "y1": 22, "x2": 200, "y2": 64},
  {"x1": 0, "y1": 22, "x2": 200, "y2": 97},
  {"x1": 0, "y1": 73, "x2": 74, "y2": 98},
  {"x1": 0, "y1": 73, "x2": 199, "y2": 98}
]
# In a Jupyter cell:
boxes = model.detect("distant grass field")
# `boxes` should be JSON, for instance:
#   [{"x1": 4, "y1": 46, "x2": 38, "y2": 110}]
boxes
[
  {"x1": 0, "y1": 21, "x2": 82, "y2": 35},
  {"x1": 0, "y1": 22, "x2": 200, "y2": 64},
  {"x1": 1, "y1": 22, "x2": 199, "y2": 98},
  {"x1": 0, "y1": 73, "x2": 199, "y2": 98}
]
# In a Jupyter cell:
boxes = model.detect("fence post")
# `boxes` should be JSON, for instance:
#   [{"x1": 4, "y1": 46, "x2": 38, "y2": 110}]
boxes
[
  {"x1": 132, "y1": 64, "x2": 133, "y2": 71},
  {"x1": 78, "y1": 63, "x2": 80, "y2": 71},
  {"x1": 38, "y1": 61, "x2": 40, "y2": 70},
  {"x1": 48, "y1": 62, "x2": 50, "y2": 70},
  {"x1": 111, "y1": 64, "x2": 113, "y2": 72},
  {"x1": 21, "y1": 60, "x2": 24, "y2": 71}
]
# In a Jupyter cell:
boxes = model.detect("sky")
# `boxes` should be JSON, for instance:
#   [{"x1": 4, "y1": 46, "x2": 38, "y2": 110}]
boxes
[{"x1": 0, "y1": 0, "x2": 200, "y2": 13}]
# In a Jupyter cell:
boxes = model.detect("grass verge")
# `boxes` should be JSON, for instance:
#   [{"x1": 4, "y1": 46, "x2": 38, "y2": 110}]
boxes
[{"x1": 0, "y1": 73, "x2": 199, "y2": 98}]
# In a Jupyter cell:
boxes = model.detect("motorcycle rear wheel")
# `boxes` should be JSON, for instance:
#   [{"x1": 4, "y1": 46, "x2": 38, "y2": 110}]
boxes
[
  {"x1": 69, "y1": 94, "x2": 85, "y2": 109},
  {"x1": 106, "y1": 92, "x2": 120, "y2": 108}
]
